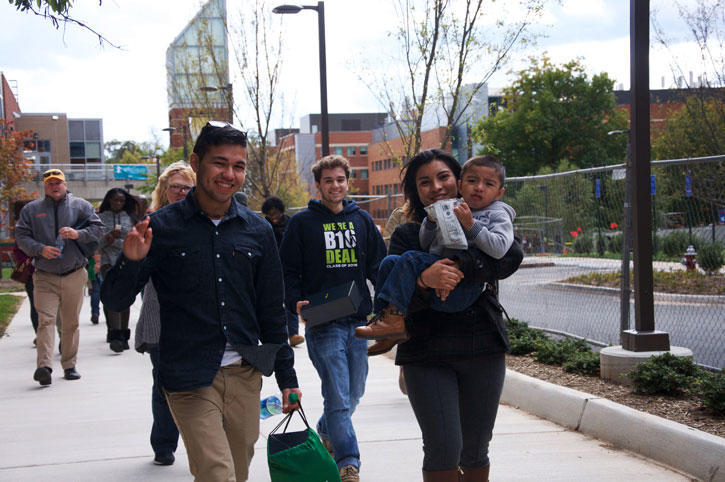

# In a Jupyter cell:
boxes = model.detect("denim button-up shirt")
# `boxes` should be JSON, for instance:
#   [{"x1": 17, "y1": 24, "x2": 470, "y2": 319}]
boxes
[{"x1": 101, "y1": 191, "x2": 297, "y2": 392}]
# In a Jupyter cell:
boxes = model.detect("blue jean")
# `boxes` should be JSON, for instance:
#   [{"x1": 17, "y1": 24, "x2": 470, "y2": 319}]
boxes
[
  {"x1": 89, "y1": 278, "x2": 100, "y2": 316},
  {"x1": 305, "y1": 319, "x2": 368, "y2": 470},
  {"x1": 149, "y1": 347, "x2": 179, "y2": 455},
  {"x1": 374, "y1": 253, "x2": 484, "y2": 314}
]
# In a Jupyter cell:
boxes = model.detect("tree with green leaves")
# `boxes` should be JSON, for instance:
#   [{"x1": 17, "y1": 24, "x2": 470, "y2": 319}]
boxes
[{"x1": 472, "y1": 57, "x2": 628, "y2": 177}]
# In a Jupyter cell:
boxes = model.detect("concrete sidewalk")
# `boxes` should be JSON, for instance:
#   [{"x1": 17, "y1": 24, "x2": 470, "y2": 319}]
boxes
[{"x1": 0, "y1": 292, "x2": 691, "y2": 481}]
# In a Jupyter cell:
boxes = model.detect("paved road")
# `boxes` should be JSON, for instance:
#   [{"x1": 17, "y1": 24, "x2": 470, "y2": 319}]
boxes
[{"x1": 499, "y1": 260, "x2": 725, "y2": 369}]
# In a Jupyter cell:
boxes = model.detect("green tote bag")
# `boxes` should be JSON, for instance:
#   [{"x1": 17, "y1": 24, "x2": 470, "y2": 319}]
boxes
[{"x1": 267, "y1": 401, "x2": 340, "y2": 482}]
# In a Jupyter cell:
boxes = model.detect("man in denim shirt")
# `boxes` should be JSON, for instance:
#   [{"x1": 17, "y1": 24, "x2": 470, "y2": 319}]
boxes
[{"x1": 102, "y1": 123, "x2": 301, "y2": 481}]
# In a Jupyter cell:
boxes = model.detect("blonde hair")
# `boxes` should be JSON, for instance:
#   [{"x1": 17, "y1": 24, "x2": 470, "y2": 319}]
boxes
[{"x1": 150, "y1": 161, "x2": 196, "y2": 211}]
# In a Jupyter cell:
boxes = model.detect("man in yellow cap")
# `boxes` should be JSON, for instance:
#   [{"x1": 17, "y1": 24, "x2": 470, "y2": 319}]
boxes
[{"x1": 15, "y1": 168, "x2": 104, "y2": 386}]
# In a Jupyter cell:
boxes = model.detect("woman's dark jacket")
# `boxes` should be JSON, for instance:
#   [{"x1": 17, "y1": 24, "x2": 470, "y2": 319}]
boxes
[{"x1": 389, "y1": 222, "x2": 523, "y2": 365}]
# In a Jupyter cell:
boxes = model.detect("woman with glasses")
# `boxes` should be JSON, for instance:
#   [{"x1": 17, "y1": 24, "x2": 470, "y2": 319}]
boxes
[
  {"x1": 98, "y1": 188, "x2": 138, "y2": 352},
  {"x1": 134, "y1": 161, "x2": 196, "y2": 467}
]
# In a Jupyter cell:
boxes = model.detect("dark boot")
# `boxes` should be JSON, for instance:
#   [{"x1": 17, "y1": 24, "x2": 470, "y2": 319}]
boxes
[
  {"x1": 459, "y1": 465, "x2": 489, "y2": 482},
  {"x1": 423, "y1": 469, "x2": 459, "y2": 482},
  {"x1": 121, "y1": 329, "x2": 131, "y2": 351},
  {"x1": 109, "y1": 330, "x2": 124, "y2": 353},
  {"x1": 355, "y1": 307, "x2": 408, "y2": 340}
]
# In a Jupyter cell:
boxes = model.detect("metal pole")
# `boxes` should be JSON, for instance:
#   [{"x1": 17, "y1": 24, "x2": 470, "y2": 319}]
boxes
[
  {"x1": 316, "y1": 1, "x2": 330, "y2": 157},
  {"x1": 622, "y1": 0, "x2": 669, "y2": 351},
  {"x1": 183, "y1": 126, "x2": 189, "y2": 161},
  {"x1": 621, "y1": 136, "x2": 632, "y2": 334},
  {"x1": 596, "y1": 195, "x2": 603, "y2": 256}
]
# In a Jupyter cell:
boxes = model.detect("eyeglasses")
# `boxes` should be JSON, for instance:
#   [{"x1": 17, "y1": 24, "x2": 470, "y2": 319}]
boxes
[
  {"x1": 43, "y1": 170, "x2": 63, "y2": 179},
  {"x1": 168, "y1": 184, "x2": 193, "y2": 193}
]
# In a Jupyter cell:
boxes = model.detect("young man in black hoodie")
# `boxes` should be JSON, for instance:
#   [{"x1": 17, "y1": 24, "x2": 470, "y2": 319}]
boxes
[{"x1": 280, "y1": 155, "x2": 385, "y2": 482}]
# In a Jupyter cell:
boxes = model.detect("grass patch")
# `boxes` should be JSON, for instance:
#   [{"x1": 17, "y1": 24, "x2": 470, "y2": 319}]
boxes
[
  {"x1": 565, "y1": 270, "x2": 725, "y2": 295},
  {"x1": 0, "y1": 294, "x2": 23, "y2": 338}
]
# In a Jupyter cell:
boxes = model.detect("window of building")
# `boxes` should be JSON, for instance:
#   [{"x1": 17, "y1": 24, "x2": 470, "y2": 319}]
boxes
[
  {"x1": 360, "y1": 169, "x2": 368, "y2": 179},
  {"x1": 68, "y1": 120, "x2": 85, "y2": 141},
  {"x1": 84, "y1": 120, "x2": 101, "y2": 141},
  {"x1": 346, "y1": 146, "x2": 356, "y2": 156},
  {"x1": 85, "y1": 142, "x2": 101, "y2": 158},
  {"x1": 70, "y1": 142, "x2": 85, "y2": 157},
  {"x1": 333, "y1": 146, "x2": 343, "y2": 155},
  {"x1": 359, "y1": 145, "x2": 368, "y2": 155},
  {"x1": 350, "y1": 170, "x2": 357, "y2": 179}
]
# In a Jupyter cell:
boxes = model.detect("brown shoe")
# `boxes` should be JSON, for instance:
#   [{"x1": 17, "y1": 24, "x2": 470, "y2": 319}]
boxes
[
  {"x1": 366, "y1": 334, "x2": 409, "y2": 356},
  {"x1": 289, "y1": 334, "x2": 305, "y2": 347},
  {"x1": 321, "y1": 438, "x2": 334, "y2": 459},
  {"x1": 339, "y1": 465, "x2": 359, "y2": 482},
  {"x1": 355, "y1": 308, "x2": 407, "y2": 340}
]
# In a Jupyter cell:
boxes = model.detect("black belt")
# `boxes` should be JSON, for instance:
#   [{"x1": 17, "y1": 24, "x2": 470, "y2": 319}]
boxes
[{"x1": 40, "y1": 266, "x2": 85, "y2": 277}]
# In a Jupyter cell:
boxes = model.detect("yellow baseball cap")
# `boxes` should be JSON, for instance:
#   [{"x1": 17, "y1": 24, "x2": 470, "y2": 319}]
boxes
[{"x1": 42, "y1": 169, "x2": 66, "y2": 182}]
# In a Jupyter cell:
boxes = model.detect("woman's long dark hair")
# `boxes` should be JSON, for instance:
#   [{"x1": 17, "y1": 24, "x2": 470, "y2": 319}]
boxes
[
  {"x1": 400, "y1": 148, "x2": 461, "y2": 222},
  {"x1": 99, "y1": 188, "x2": 138, "y2": 222}
]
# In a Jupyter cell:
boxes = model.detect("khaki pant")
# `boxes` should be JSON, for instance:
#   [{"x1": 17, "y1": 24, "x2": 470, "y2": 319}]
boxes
[
  {"x1": 166, "y1": 363, "x2": 262, "y2": 482},
  {"x1": 33, "y1": 267, "x2": 86, "y2": 370}
]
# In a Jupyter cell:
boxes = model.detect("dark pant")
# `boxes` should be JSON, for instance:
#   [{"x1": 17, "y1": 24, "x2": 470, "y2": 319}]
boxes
[
  {"x1": 375, "y1": 253, "x2": 485, "y2": 314},
  {"x1": 100, "y1": 265, "x2": 130, "y2": 331},
  {"x1": 403, "y1": 354, "x2": 506, "y2": 471},
  {"x1": 285, "y1": 306, "x2": 299, "y2": 336},
  {"x1": 25, "y1": 278, "x2": 39, "y2": 332},
  {"x1": 89, "y1": 278, "x2": 100, "y2": 317},
  {"x1": 149, "y1": 347, "x2": 179, "y2": 455}
]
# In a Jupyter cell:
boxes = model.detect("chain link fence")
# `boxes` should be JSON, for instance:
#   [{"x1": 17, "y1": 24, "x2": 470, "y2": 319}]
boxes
[{"x1": 498, "y1": 155, "x2": 725, "y2": 369}]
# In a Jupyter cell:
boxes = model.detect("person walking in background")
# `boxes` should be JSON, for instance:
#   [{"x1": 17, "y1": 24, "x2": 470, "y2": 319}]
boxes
[
  {"x1": 133, "y1": 160, "x2": 195, "y2": 467},
  {"x1": 15, "y1": 168, "x2": 104, "y2": 386},
  {"x1": 102, "y1": 123, "x2": 301, "y2": 481},
  {"x1": 11, "y1": 241, "x2": 38, "y2": 337},
  {"x1": 375, "y1": 150, "x2": 523, "y2": 481},
  {"x1": 280, "y1": 155, "x2": 386, "y2": 482},
  {"x1": 97, "y1": 188, "x2": 138, "y2": 353},
  {"x1": 87, "y1": 252, "x2": 101, "y2": 325},
  {"x1": 262, "y1": 195, "x2": 304, "y2": 347}
]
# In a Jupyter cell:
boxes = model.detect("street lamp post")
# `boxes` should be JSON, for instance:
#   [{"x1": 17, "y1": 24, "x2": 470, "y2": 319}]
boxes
[
  {"x1": 273, "y1": 1, "x2": 329, "y2": 157},
  {"x1": 163, "y1": 126, "x2": 188, "y2": 161},
  {"x1": 141, "y1": 155, "x2": 161, "y2": 180},
  {"x1": 200, "y1": 83, "x2": 234, "y2": 123}
]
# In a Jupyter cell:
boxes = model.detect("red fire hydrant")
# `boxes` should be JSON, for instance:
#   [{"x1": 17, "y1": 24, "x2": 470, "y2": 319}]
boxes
[{"x1": 682, "y1": 245, "x2": 697, "y2": 271}]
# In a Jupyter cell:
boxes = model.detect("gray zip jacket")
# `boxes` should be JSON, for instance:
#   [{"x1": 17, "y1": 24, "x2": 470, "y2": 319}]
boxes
[
  {"x1": 15, "y1": 193, "x2": 104, "y2": 274},
  {"x1": 420, "y1": 200, "x2": 516, "y2": 260}
]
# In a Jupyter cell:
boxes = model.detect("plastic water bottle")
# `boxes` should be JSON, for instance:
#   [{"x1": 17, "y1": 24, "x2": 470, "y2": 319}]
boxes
[
  {"x1": 55, "y1": 234, "x2": 65, "y2": 254},
  {"x1": 260, "y1": 395, "x2": 283, "y2": 420}
]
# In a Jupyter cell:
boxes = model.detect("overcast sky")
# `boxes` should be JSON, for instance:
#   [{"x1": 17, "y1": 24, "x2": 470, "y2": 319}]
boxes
[{"x1": 0, "y1": 0, "x2": 709, "y2": 146}]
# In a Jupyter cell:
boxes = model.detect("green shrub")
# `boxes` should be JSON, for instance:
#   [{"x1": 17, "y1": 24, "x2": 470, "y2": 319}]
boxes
[
  {"x1": 661, "y1": 231, "x2": 690, "y2": 257},
  {"x1": 574, "y1": 235, "x2": 592, "y2": 254},
  {"x1": 608, "y1": 233, "x2": 623, "y2": 253},
  {"x1": 534, "y1": 337, "x2": 590, "y2": 365},
  {"x1": 627, "y1": 352, "x2": 698, "y2": 395},
  {"x1": 505, "y1": 318, "x2": 548, "y2": 355},
  {"x1": 698, "y1": 242, "x2": 724, "y2": 274},
  {"x1": 563, "y1": 351, "x2": 601, "y2": 376},
  {"x1": 698, "y1": 370, "x2": 725, "y2": 413}
]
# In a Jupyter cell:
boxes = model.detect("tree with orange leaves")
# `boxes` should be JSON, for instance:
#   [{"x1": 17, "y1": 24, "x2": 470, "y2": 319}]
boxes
[{"x1": 0, "y1": 122, "x2": 35, "y2": 234}]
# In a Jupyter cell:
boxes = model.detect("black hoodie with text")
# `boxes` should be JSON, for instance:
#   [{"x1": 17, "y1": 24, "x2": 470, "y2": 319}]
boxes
[{"x1": 280, "y1": 199, "x2": 386, "y2": 322}]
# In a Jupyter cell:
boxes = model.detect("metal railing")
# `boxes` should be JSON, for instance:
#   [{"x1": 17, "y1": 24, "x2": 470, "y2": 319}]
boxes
[{"x1": 28, "y1": 164, "x2": 156, "y2": 183}]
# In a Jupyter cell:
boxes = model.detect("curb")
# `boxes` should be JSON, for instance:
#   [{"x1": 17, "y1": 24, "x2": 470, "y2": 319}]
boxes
[
  {"x1": 547, "y1": 282, "x2": 725, "y2": 305},
  {"x1": 502, "y1": 369, "x2": 725, "y2": 482}
]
